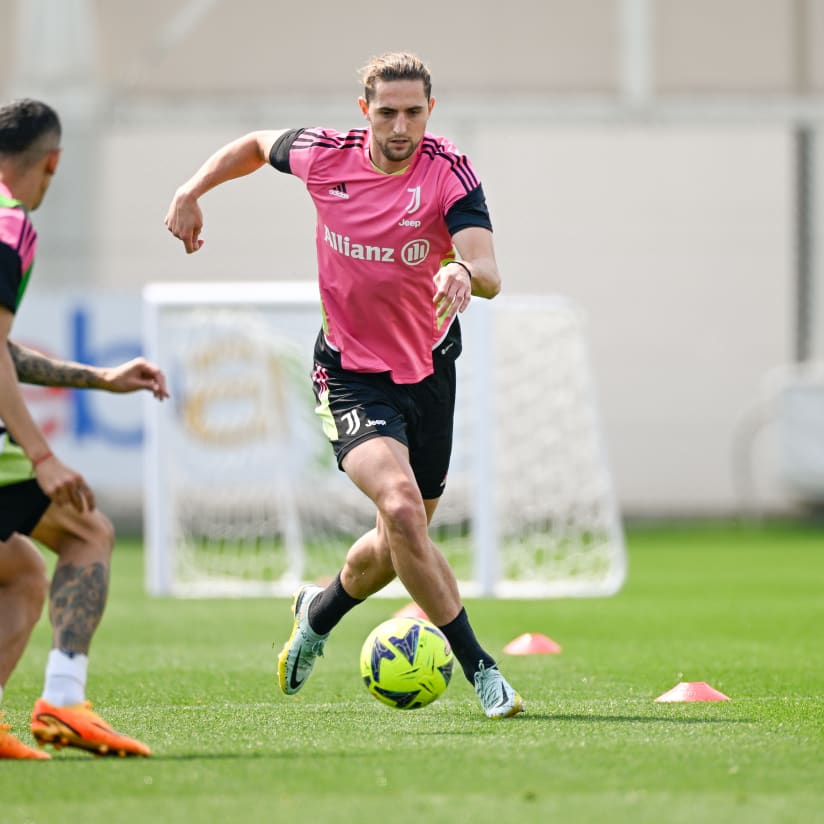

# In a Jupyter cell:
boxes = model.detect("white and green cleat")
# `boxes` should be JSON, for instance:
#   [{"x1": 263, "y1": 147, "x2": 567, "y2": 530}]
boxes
[
  {"x1": 277, "y1": 585, "x2": 329, "y2": 695},
  {"x1": 474, "y1": 662, "x2": 525, "y2": 718}
]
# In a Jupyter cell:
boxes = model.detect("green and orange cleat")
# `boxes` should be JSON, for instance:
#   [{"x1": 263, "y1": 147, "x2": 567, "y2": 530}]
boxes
[
  {"x1": 30, "y1": 698, "x2": 151, "y2": 758},
  {"x1": 0, "y1": 713, "x2": 51, "y2": 760},
  {"x1": 277, "y1": 584, "x2": 329, "y2": 696}
]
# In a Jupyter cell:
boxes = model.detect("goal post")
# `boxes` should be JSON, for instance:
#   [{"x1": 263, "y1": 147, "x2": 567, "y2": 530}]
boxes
[{"x1": 143, "y1": 281, "x2": 626, "y2": 598}]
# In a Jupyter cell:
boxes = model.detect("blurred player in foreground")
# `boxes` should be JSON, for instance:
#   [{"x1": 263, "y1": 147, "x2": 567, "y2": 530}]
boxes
[
  {"x1": 0, "y1": 98, "x2": 166, "y2": 759},
  {"x1": 165, "y1": 52, "x2": 524, "y2": 719}
]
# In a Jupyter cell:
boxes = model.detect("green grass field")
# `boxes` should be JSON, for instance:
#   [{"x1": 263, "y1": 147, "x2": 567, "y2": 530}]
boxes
[{"x1": 2, "y1": 520, "x2": 823, "y2": 823}]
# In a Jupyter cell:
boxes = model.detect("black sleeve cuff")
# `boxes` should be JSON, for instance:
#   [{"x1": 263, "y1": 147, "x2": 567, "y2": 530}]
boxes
[
  {"x1": 269, "y1": 129, "x2": 306, "y2": 173},
  {"x1": 445, "y1": 184, "x2": 493, "y2": 236},
  {"x1": 0, "y1": 242, "x2": 22, "y2": 313}
]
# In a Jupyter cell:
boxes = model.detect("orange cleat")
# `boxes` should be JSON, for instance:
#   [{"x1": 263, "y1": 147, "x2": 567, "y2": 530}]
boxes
[
  {"x1": 30, "y1": 698, "x2": 151, "y2": 758},
  {"x1": 0, "y1": 713, "x2": 51, "y2": 760}
]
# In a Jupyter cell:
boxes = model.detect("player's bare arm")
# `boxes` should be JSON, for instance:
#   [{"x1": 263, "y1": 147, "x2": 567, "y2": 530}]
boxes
[
  {"x1": 0, "y1": 311, "x2": 93, "y2": 511},
  {"x1": 8, "y1": 341, "x2": 169, "y2": 399},
  {"x1": 165, "y1": 129, "x2": 287, "y2": 253},
  {"x1": 433, "y1": 227, "x2": 501, "y2": 319},
  {"x1": 0, "y1": 310, "x2": 51, "y2": 464},
  {"x1": 452, "y1": 226, "x2": 501, "y2": 300}
]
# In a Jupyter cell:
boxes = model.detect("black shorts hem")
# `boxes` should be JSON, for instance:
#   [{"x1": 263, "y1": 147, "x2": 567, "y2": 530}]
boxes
[
  {"x1": 335, "y1": 430, "x2": 408, "y2": 470},
  {"x1": 0, "y1": 479, "x2": 50, "y2": 541}
]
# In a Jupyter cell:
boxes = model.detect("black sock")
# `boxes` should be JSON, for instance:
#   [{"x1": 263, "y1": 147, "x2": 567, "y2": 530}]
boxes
[
  {"x1": 438, "y1": 607, "x2": 496, "y2": 683},
  {"x1": 307, "y1": 572, "x2": 363, "y2": 635}
]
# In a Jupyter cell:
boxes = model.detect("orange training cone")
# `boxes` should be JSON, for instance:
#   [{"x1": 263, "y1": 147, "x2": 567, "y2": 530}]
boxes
[
  {"x1": 393, "y1": 602, "x2": 430, "y2": 621},
  {"x1": 654, "y1": 681, "x2": 730, "y2": 702},
  {"x1": 503, "y1": 633, "x2": 562, "y2": 655}
]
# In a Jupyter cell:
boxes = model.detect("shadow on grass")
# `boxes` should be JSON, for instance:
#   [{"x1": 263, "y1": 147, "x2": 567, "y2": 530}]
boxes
[
  {"x1": 376, "y1": 711, "x2": 754, "y2": 734},
  {"x1": 37, "y1": 751, "x2": 297, "y2": 763},
  {"x1": 548, "y1": 713, "x2": 753, "y2": 724}
]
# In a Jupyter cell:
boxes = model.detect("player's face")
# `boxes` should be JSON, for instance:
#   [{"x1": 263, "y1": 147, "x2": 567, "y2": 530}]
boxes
[
  {"x1": 31, "y1": 146, "x2": 61, "y2": 211},
  {"x1": 359, "y1": 79, "x2": 435, "y2": 173}
]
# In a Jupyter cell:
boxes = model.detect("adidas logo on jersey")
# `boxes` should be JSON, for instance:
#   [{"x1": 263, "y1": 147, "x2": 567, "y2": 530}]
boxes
[{"x1": 329, "y1": 183, "x2": 350, "y2": 199}]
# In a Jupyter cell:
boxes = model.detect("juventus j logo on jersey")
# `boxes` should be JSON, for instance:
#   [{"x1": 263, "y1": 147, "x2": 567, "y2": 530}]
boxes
[
  {"x1": 405, "y1": 186, "x2": 421, "y2": 215},
  {"x1": 342, "y1": 409, "x2": 361, "y2": 436}
]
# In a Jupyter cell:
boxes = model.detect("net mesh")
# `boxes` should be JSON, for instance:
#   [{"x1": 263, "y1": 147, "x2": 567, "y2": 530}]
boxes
[{"x1": 145, "y1": 288, "x2": 625, "y2": 597}]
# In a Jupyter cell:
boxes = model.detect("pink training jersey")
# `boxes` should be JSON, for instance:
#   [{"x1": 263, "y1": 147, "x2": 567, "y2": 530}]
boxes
[
  {"x1": 0, "y1": 181, "x2": 38, "y2": 314},
  {"x1": 276, "y1": 128, "x2": 487, "y2": 384}
]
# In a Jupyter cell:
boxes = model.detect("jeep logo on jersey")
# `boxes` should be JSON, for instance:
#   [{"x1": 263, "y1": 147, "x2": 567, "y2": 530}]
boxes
[{"x1": 401, "y1": 239, "x2": 430, "y2": 266}]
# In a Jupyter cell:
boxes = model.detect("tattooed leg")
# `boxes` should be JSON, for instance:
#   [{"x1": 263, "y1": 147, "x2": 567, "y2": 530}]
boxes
[
  {"x1": 30, "y1": 504, "x2": 115, "y2": 654},
  {"x1": 49, "y1": 561, "x2": 109, "y2": 654}
]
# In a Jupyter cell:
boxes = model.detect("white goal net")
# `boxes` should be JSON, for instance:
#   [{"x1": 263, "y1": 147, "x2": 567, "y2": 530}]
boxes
[{"x1": 143, "y1": 282, "x2": 626, "y2": 598}]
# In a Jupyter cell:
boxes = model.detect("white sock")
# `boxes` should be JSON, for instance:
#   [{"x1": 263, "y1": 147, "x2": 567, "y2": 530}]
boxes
[
  {"x1": 42, "y1": 649, "x2": 88, "y2": 706},
  {"x1": 0, "y1": 684, "x2": 4, "y2": 704}
]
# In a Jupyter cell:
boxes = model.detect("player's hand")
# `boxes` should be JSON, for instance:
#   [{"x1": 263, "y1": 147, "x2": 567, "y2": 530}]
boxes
[
  {"x1": 165, "y1": 189, "x2": 205, "y2": 254},
  {"x1": 432, "y1": 262, "x2": 472, "y2": 321},
  {"x1": 34, "y1": 455, "x2": 96, "y2": 512},
  {"x1": 101, "y1": 357, "x2": 169, "y2": 400}
]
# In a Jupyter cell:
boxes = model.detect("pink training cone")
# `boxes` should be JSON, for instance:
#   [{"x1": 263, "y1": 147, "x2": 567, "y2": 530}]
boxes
[
  {"x1": 654, "y1": 681, "x2": 730, "y2": 702},
  {"x1": 503, "y1": 633, "x2": 562, "y2": 655},
  {"x1": 393, "y1": 602, "x2": 430, "y2": 621}
]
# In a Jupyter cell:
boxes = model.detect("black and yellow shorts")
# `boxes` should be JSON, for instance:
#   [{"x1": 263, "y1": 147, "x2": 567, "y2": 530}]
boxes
[
  {"x1": 0, "y1": 434, "x2": 50, "y2": 540},
  {"x1": 310, "y1": 325, "x2": 461, "y2": 500}
]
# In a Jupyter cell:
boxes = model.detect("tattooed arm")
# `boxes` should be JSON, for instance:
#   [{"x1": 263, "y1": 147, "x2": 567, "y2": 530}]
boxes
[
  {"x1": 8, "y1": 340, "x2": 169, "y2": 399},
  {"x1": 10, "y1": 340, "x2": 104, "y2": 388}
]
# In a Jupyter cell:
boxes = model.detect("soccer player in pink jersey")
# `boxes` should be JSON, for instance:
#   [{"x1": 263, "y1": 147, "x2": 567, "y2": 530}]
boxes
[
  {"x1": 165, "y1": 52, "x2": 524, "y2": 718},
  {"x1": 0, "y1": 99, "x2": 165, "y2": 758}
]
